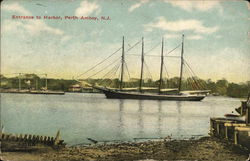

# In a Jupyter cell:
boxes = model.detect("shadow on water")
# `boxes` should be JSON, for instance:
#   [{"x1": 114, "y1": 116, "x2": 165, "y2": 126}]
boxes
[
  {"x1": 117, "y1": 99, "x2": 124, "y2": 138},
  {"x1": 176, "y1": 101, "x2": 182, "y2": 137},
  {"x1": 157, "y1": 101, "x2": 162, "y2": 137},
  {"x1": 138, "y1": 100, "x2": 144, "y2": 136},
  {"x1": 117, "y1": 99, "x2": 185, "y2": 140}
]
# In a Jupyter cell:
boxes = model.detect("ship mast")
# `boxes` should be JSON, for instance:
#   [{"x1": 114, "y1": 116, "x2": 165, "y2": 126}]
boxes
[
  {"x1": 139, "y1": 37, "x2": 144, "y2": 93},
  {"x1": 119, "y1": 36, "x2": 125, "y2": 90},
  {"x1": 158, "y1": 37, "x2": 164, "y2": 94},
  {"x1": 178, "y1": 34, "x2": 184, "y2": 93}
]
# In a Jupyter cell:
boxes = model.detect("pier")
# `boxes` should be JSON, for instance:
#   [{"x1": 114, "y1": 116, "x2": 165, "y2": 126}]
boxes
[
  {"x1": 210, "y1": 97, "x2": 250, "y2": 150},
  {"x1": 0, "y1": 130, "x2": 66, "y2": 152}
]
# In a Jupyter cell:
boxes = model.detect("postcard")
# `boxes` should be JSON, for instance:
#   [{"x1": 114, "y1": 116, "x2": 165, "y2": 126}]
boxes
[{"x1": 0, "y1": 0, "x2": 250, "y2": 160}]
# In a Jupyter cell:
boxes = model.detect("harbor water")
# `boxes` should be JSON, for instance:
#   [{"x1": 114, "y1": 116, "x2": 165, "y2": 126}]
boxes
[{"x1": 1, "y1": 93, "x2": 241, "y2": 145}]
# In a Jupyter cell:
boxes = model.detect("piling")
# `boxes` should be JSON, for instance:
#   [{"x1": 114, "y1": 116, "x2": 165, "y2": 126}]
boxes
[
  {"x1": 235, "y1": 126, "x2": 250, "y2": 149},
  {"x1": 246, "y1": 103, "x2": 250, "y2": 124},
  {"x1": 0, "y1": 130, "x2": 66, "y2": 151},
  {"x1": 210, "y1": 98, "x2": 250, "y2": 150}
]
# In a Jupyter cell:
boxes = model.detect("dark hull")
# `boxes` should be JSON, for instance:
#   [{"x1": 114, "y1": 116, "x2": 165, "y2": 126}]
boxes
[{"x1": 97, "y1": 88, "x2": 205, "y2": 101}]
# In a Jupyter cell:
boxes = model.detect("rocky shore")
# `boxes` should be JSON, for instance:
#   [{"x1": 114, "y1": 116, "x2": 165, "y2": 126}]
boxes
[{"x1": 1, "y1": 137, "x2": 249, "y2": 161}]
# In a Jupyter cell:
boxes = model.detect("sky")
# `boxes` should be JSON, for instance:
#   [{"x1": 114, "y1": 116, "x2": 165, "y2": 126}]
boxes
[{"x1": 1, "y1": 0, "x2": 250, "y2": 83}]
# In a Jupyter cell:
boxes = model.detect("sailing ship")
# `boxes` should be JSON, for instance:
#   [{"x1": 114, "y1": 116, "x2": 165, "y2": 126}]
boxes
[{"x1": 93, "y1": 35, "x2": 206, "y2": 101}]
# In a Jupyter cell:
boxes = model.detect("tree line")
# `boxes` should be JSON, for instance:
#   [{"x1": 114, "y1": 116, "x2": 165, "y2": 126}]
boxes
[{"x1": 0, "y1": 74, "x2": 249, "y2": 98}]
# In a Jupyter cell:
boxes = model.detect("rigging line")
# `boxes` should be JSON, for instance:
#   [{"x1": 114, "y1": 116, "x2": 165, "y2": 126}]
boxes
[
  {"x1": 102, "y1": 64, "x2": 121, "y2": 87},
  {"x1": 96, "y1": 58, "x2": 120, "y2": 82},
  {"x1": 163, "y1": 63, "x2": 169, "y2": 78},
  {"x1": 100, "y1": 63, "x2": 120, "y2": 87},
  {"x1": 144, "y1": 61, "x2": 153, "y2": 80},
  {"x1": 110, "y1": 63, "x2": 122, "y2": 80},
  {"x1": 75, "y1": 47, "x2": 122, "y2": 79},
  {"x1": 165, "y1": 43, "x2": 181, "y2": 56},
  {"x1": 111, "y1": 63, "x2": 122, "y2": 79},
  {"x1": 86, "y1": 57, "x2": 121, "y2": 79},
  {"x1": 127, "y1": 54, "x2": 181, "y2": 58},
  {"x1": 164, "y1": 56, "x2": 181, "y2": 58},
  {"x1": 106, "y1": 63, "x2": 121, "y2": 87},
  {"x1": 185, "y1": 67, "x2": 199, "y2": 90},
  {"x1": 191, "y1": 77, "x2": 200, "y2": 90},
  {"x1": 125, "y1": 40, "x2": 142, "y2": 53},
  {"x1": 144, "y1": 42, "x2": 161, "y2": 55},
  {"x1": 124, "y1": 61, "x2": 131, "y2": 80},
  {"x1": 146, "y1": 55, "x2": 181, "y2": 58},
  {"x1": 183, "y1": 59, "x2": 196, "y2": 79},
  {"x1": 139, "y1": 44, "x2": 181, "y2": 57},
  {"x1": 190, "y1": 73, "x2": 205, "y2": 89},
  {"x1": 109, "y1": 63, "x2": 122, "y2": 86},
  {"x1": 183, "y1": 68, "x2": 194, "y2": 90},
  {"x1": 103, "y1": 63, "x2": 121, "y2": 80},
  {"x1": 183, "y1": 60, "x2": 206, "y2": 89},
  {"x1": 185, "y1": 66, "x2": 202, "y2": 90},
  {"x1": 183, "y1": 59, "x2": 198, "y2": 78},
  {"x1": 184, "y1": 66, "x2": 198, "y2": 88},
  {"x1": 187, "y1": 78, "x2": 197, "y2": 90},
  {"x1": 98, "y1": 63, "x2": 121, "y2": 84}
]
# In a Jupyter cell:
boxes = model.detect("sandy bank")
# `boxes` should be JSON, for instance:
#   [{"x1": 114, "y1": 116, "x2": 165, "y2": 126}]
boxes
[{"x1": 1, "y1": 137, "x2": 249, "y2": 161}]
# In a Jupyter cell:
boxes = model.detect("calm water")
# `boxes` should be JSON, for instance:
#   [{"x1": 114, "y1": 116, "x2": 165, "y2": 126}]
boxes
[{"x1": 1, "y1": 93, "x2": 241, "y2": 145}]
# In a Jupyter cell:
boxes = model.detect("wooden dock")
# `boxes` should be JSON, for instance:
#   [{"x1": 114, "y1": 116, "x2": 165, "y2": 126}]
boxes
[
  {"x1": 0, "y1": 130, "x2": 66, "y2": 151},
  {"x1": 210, "y1": 99, "x2": 250, "y2": 150}
]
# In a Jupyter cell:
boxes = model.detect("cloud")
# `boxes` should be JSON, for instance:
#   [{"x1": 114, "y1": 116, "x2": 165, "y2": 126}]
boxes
[
  {"x1": 164, "y1": 33, "x2": 179, "y2": 39},
  {"x1": 61, "y1": 35, "x2": 72, "y2": 43},
  {"x1": 128, "y1": 0, "x2": 149, "y2": 12},
  {"x1": 166, "y1": 0, "x2": 222, "y2": 12},
  {"x1": 1, "y1": 2, "x2": 31, "y2": 15},
  {"x1": 128, "y1": 0, "x2": 222, "y2": 13},
  {"x1": 145, "y1": 17, "x2": 218, "y2": 34},
  {"x1": 2, "y1": 3, "x2": 64, "y2": 36},
  {"x1": 189, "y1": 47, "x2": 250, "y2": 82},
  {"x1": 75, "y1": 1, "x2": 100, "y2": 16},
  {"x1": 164, "y1": 34, "x2": 202, "y2": 40},
  {"x1": 3, "y1": 19, "x2": 64, "y2": 36},
  {"x1": 215, "y1": 35, "x2": 222, "y2": 39},
  {"x1": 187, "y1": 35, "x2": 202, "y2": 40}
]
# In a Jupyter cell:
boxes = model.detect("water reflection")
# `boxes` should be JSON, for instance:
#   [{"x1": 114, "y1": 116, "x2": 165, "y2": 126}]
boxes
[
  {"x1": 117, "y1": 99, "x2": 184, "y2": 139},
  {"x1": 157, "y1": 101, "x2": 162, "y2": 137},
  {"x1": 138, "y1": 100, "x2": 144, "y2": 136},
  {"x1": 117, "y1": 99, "x2": 124, "y2": 138},
  {"x1": 176, "y1": 101, "x2": 182, "y2": 137}
]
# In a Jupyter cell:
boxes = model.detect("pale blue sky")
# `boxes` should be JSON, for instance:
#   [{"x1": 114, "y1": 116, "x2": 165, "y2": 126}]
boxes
[{"x1": 1, "y1": 0, "x2": 249, "y2": 82}]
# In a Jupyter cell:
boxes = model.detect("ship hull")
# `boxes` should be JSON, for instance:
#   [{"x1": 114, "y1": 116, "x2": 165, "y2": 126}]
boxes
[{"x1": 97, "y1": 88, "x2": 205, "y2": 101}]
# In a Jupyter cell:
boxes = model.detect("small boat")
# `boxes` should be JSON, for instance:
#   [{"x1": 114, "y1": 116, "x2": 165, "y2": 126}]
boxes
[{"x1": 93, "y1": 35, "x2": 206, "y2": 101}]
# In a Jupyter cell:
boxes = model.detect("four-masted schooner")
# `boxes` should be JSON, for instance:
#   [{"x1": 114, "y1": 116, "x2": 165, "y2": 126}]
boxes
[{"x1": 94, "y1": 35, "x2": 206, "y2": 101}]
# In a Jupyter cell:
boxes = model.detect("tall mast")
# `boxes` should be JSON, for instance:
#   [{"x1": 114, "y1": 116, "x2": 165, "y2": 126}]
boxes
[
  {"x1": 178, "y1": 34, "x2": 184, "y2": 93},
  {"x1": 158, "y1": 37, "x2": 164, "y2": 94},
  {"x1": 139, "y1": 37, "x2": 144, "y2": 93},
  {"x1": 119, "y1": 36, "x2": 125, "y2": 90}
]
